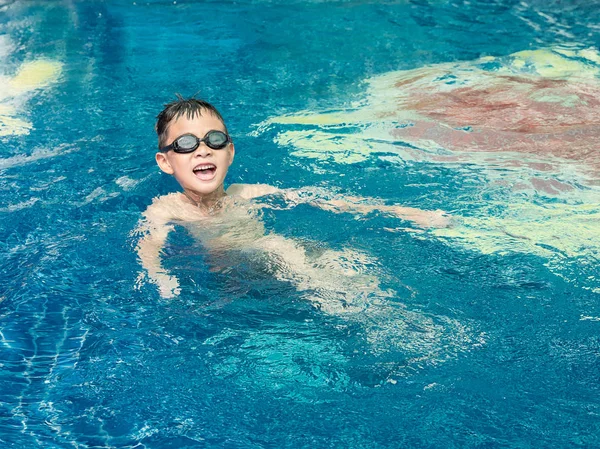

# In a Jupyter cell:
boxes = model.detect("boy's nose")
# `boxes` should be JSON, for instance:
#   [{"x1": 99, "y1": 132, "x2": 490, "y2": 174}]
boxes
[{"x1": 194, "y1": 142, "x2": 212, "y2": 156}]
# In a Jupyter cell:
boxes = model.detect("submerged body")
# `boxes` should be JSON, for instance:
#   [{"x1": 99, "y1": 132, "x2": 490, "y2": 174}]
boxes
[
  {"x1": 137, "y1": 183, "x2": 447, "y2": 314},
  {"x1": 136, "y1": 183, "x2": 471, "y2": 358}
]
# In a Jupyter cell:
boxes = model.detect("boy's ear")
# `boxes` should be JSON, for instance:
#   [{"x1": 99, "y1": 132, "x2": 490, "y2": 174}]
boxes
[
  {"x1": 228, "y1": 143, "x2": 235, "y2": 166},
  {"x1": 155, "y1": 152, "x2": 174, "y2": 174}
]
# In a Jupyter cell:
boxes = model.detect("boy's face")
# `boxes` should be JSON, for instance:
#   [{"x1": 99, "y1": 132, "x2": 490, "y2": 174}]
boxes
[{"x1": 155, "y1": 111, "x2": 235, "y2": 198}]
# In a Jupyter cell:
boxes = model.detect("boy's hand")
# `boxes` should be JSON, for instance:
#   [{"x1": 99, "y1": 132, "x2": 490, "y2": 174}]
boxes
[
  {"x1": 154, "y1": 273, "x2": 181, "y2": 299},
  {"x1": 390, "y1": 206, "x2": 452, "y2": 228}
]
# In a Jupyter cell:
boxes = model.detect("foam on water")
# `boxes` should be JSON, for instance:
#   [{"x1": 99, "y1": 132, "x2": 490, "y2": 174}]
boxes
[{"x1": 0, "y1": 144, "x2": 77, "y2": 169}]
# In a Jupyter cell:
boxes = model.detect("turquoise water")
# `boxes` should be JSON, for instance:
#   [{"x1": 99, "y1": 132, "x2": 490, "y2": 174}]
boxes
[{"x1": 1, "y1": 0, "x2": 600, "y2": 447}]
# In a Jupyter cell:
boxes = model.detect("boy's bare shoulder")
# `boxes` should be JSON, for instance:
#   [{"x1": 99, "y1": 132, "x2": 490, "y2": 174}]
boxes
[
  {"x1": 226, "y1": 183, "x2": 280, "y2": 199},
  {"x1": 143, "y1": 193, "x2": 189, "y2": 223}
]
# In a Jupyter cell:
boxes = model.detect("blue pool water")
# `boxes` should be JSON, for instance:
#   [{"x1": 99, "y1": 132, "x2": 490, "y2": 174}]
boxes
[{"x1": 1, "y1": 0, "x2": 600, "y2": 447}]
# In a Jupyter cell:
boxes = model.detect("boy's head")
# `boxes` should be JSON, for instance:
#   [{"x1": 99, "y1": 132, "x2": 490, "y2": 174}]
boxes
[
  {"x1": 155, "y1": 96, "x2": 235, "y2": 199},
  {"x1": 156, "y1": 96, "x2": 228, "y2": 149}
]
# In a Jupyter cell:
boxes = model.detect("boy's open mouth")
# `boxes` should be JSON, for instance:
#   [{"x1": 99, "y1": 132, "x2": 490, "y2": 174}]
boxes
[{"x1": 193, "y1": 163, "x2": 217, "y2": 181}]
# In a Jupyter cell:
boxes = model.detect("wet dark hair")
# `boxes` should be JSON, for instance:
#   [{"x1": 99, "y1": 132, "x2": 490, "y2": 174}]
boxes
[{"x1": 155, "y1": 95, "x2": 229, "y2": 149}]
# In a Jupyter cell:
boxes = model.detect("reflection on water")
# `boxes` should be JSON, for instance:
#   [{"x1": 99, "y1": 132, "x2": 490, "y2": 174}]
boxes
[
  {"x1": 261, "y1": 45, "x2": 600, "y2": 173},
  {"x1": 260, "y1": 45, "x2": 600, "y2": 294}
]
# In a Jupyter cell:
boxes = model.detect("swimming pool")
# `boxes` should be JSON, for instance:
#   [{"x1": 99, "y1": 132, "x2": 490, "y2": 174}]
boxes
[{"x1": 1, "y1": 0, "x2": 599, "y2": 447}]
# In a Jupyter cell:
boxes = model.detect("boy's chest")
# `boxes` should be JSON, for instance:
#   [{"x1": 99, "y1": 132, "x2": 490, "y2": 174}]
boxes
[{"x1": 181, "y1": 206, "x2": 267, "y2": 251}]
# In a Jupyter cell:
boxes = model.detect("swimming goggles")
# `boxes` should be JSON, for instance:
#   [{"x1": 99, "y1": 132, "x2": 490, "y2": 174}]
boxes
[{"x1": 160, "y1": 130, "x2": 231, "y2": 153}]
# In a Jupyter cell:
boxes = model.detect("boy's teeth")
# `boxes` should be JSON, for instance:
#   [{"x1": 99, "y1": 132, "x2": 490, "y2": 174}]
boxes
[
  {"x1": 193, "y1": 163, "x2": 217, "y2": 181},
  {"x1": 194, "y1": 164, "x2": 215, "y2": 172}
]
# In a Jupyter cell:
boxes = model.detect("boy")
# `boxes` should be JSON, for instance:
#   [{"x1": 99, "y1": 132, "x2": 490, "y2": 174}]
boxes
[{"x1": 136, "y1": 97, "x2": 449, "y2": 306}]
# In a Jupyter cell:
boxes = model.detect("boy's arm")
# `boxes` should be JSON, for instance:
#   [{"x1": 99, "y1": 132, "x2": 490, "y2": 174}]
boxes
[
  {"x1": 308, "y1": 195, "x2": 451, "y2": 228},
  {"x1": 227, "y1": 184, "x2": 450, "y2": 228},
  {"x1": 134, "y1": 201, "x2": 180, "y2": 298},
  {"x1": 226, "y1": 183, "x2": 280, "y2": 199}
]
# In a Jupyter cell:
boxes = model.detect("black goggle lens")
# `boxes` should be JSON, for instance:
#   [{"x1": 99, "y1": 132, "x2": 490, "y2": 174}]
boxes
[
  {"x1": 205, "y1": 131, "x2": 228, "y2": 149},
  {"x1": 176, "y1": 134, "x2": 199, "y2": 150},
  {"x1": 162, "y1": 131, "x2": 230, "y2": 153}
]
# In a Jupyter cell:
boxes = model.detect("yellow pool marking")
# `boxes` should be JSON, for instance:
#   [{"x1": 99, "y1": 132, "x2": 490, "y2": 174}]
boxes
[
  {"x1": 0, "y1": 59, "x2": 63, "y2": 136},
  {"x1": 9, "y1": 59, "x2": 63, "y2": 92}
]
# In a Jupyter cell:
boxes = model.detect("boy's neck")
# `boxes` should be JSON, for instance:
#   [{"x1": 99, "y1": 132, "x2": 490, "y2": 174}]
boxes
[{"x1": 182, "y1": 187, "x2": 227, "y2": 211}]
